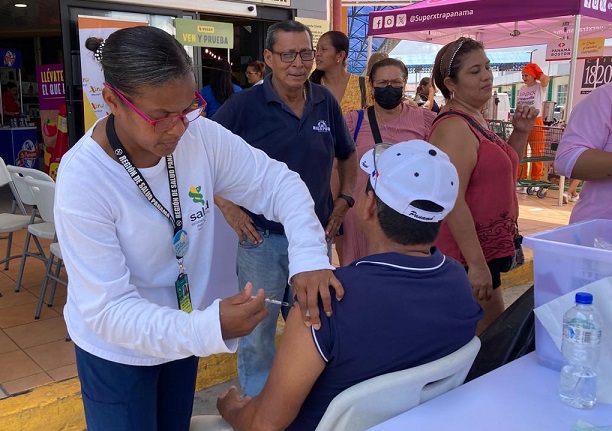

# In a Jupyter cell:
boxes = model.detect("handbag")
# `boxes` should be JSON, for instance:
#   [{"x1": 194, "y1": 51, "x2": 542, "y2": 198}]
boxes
[
  {"x1": 511, "y1": 229, "x2": 525, "y2": 270},
  {"x1": 501, "y1": 224, "x2": 524, "y2": 273}
]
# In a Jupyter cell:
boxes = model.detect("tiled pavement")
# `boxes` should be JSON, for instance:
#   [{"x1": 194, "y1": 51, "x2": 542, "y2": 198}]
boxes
[{"x1": 0, "y1": 231, "x2": 72, "y2": 399}]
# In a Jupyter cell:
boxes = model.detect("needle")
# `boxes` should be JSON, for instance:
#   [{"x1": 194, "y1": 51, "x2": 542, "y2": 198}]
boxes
[{"x1": 251, "y1": 296, "x2": 291, "y2": 307}]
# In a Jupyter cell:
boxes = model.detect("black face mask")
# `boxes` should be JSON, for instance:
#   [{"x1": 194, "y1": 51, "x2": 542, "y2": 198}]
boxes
[{"x1": 374, "y1": 85, "x2": 404, "y2": 110}]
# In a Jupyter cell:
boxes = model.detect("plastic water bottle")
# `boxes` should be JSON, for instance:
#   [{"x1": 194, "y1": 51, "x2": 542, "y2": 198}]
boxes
[{"x1": 558, "y1": 292, "x2": 602, "y2": 409}]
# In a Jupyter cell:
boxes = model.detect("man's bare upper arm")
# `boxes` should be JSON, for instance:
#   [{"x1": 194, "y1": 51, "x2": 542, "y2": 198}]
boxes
[{"x1": 248, "y1": 305, "x2": 327, "y2": 430}]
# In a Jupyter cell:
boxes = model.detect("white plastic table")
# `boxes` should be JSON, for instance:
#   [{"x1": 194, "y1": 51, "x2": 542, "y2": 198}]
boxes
[{"x1": 368, "y1": 353, "x2": 611, "y2": 431}]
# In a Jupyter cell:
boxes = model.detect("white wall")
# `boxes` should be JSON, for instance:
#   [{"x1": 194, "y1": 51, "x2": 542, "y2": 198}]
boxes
[{"x1": 292, "y1": 0, "x2": 328, "y2": 19}]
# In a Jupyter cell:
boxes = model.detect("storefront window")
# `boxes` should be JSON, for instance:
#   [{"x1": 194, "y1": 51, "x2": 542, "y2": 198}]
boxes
[
  {"x1": 61, "y1": 3, "x2": 197, "y2": 144},
  {"x1": 95, "y1": 11, "x2": 194, "y2": 59},
  {"x1": 557, "y1": 84, "x2": 568, "y2": 106}
]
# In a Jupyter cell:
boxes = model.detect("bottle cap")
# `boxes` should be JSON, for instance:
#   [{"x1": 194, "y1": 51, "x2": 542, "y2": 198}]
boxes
[{"x1": 575, "y1": 292, "x2": 593, "y2": 305}]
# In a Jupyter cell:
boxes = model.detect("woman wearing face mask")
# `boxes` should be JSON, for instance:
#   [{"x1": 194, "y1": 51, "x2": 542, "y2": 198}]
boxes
[{"x1": 341, "y1": 58, "x2": 437, "y2": 264}]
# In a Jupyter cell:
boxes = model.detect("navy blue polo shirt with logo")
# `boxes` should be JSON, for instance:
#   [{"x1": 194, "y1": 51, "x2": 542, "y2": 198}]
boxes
[
  {"x1": 213, "y1": 74, "x2": 355, "y2": 232},
  {"x1": 287, "y1": 249, "x2": 483, "y2": 430}
]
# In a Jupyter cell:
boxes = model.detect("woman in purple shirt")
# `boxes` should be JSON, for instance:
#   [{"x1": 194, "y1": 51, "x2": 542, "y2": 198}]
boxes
[{"x1": 555, "y1": 82, "x2": 612, "y2": 224}]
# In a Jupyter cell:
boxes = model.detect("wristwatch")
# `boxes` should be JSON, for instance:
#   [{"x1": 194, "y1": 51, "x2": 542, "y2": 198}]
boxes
[{"x1": 338, "y1": 194, "x2": 355, "y2": 208}]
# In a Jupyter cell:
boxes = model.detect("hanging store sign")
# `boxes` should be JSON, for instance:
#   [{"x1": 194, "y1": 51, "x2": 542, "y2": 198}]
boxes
[
  {"x1": 175, "y1": 18, "x2": 234, "y2": 48},
  {"x1": 571, "y1": 47, "x2": 612, "y2": 108},
  {"x1": 576, "y1": 37, "x2": 605, "y2": 59},
  {"x1": 0, "y1": 48, "x2": 22, "y2": 69},
  {"x1": 36, "y1": 64, "x2": 65, "y2": 111},
  {"x1": 545, "y1": 37, "x2": 605, "y2": 61}
]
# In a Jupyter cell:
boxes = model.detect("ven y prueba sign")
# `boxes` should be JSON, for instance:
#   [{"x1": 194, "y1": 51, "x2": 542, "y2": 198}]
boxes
[{"x1": 175, "y1": 18, "x2": 234, "y2": 49}]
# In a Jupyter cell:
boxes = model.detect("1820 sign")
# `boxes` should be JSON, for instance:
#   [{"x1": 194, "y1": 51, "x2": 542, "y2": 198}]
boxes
[{"x1": 581, "y1": 56, "x2": 612, "y2": 93}]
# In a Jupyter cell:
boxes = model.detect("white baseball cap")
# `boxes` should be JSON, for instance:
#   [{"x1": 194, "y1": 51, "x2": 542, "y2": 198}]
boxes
[{"x1": 359, "y1": 140, "x2": 459, "y2": 223}]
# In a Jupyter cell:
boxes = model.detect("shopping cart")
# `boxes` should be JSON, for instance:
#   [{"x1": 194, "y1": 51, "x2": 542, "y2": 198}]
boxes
[
  {"x1": 517, "y1": 124, "x2": 564, "y2": 199},
  {"x1": 545, "y1": 163, "x2": 583, "y2": 200},
  {"x1": 488, "y1": 119, "x2": 510, "y2": 140}
]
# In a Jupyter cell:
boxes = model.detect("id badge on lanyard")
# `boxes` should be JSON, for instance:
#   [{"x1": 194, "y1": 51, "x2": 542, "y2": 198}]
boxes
[
  {"x1": 106, "y1": 114, "x2": 193, "y2": 313},
  {"x1": 174, "y1": 230, "x2": 192, "y2": 313},
  {"x1": 175, "y1": 272, "x2": 192, "y2": 313}
]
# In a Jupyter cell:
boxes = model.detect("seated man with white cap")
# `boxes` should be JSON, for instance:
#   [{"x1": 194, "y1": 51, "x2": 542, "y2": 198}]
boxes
[{"x1": 214, "y1": 140, "x2": 483, "y2": 431}]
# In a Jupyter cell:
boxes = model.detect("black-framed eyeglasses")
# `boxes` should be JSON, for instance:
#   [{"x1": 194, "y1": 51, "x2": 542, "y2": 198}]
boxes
[
  {"x1": 271, "y1": 50, "x2": 315, "y2": 63},
  {"x1": 372, "y1": 143, "x2": 393, "y2": 190}
]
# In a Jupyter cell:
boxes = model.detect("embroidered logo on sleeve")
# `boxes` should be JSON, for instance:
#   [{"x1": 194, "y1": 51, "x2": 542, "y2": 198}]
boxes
[{"x1": 313, "y1": 120, "x2": 331, "y2": 133}]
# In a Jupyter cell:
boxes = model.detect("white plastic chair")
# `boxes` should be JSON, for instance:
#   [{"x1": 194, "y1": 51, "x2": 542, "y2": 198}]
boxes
[
  {"x1": 189, "y1": 337, "x2": 481, "y2": 431},
  {"x1": 314, "y1": 336, "x2": 481, "y2": 431},
  {"x1": 0, "y1": 158, "x2": 38, "y2": 282},
  {"x1": 24, "y1": 177, "x2": 66, "y2": 319},
  {"x1": 8, "y1": 166, "x2": 55, "y2": 292},
  {"x1": 189, "y1": 416, "x2": 233, "y2": 431},
  {"x1": 36, "y1": 242, "x2": 64, "y2": 319}
]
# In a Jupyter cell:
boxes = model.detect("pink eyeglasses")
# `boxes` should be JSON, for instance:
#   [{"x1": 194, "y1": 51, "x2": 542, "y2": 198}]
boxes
[{"x1": 103, "y1": 82, "x2": 207, "y2": 133}]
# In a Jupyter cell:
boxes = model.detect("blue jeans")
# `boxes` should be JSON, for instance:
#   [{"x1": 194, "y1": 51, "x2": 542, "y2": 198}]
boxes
[
  {"x1": 237, "y1": 230, "x2": 292, "y2": 397},
  {"x1": 75, "y1": 345, "x2": 199, "y2": 431}
]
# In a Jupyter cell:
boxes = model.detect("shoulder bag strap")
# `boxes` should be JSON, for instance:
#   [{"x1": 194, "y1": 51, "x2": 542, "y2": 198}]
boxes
[
  {"x1": 433, "y1": 110, "x2": 494, "y2": 137},
  {"x1": 433, "y1": 111, "x2": 507, "y2": 152},
  {"x1": 359, "y1": 76, "x2": 367, "y2": 109},
  {"x1": 353, "y1": 109, "x2": 364, "y2": 142},
  {"x1": 367, "y1": 106, "x2": 383, "y2": 144}
]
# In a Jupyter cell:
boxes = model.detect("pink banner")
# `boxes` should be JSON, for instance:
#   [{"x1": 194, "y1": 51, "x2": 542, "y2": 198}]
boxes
[
  {"x1": 36, "y1": 64, "x2": 66, "y2": 175},
  {"x1": 36, "y1": 64, "x2": 65, "y2": 111}
]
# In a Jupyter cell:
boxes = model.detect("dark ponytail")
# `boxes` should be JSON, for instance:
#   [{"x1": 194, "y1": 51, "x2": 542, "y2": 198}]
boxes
[
  {"x1": 309, "y1": 69, "x2": 324, "y2": 84},
  {"x1": 209, "y1": 59, "x2": 235, "y2": 105},
  {"x1": 84, "y1": 37, "x2": 103, "y2": 55}
]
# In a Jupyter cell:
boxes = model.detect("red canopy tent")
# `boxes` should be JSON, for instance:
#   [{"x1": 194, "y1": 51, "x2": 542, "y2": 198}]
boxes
[
  {"x1": 368, "y1": 0, "x2": 612, "y2": 205},
  {"x1": 367, "y1": 0, "x2": 612, "y2": 48},
  {"x1": 367, "y1": 0, "x2": 612, "y2": 111}
]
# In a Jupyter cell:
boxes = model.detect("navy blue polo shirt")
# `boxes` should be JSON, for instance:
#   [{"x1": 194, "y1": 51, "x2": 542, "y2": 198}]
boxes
[
  {"x1": 287, "y1": 249, "x2": 483, "y2": 430},
  {"x1": 213, "y1": 74, "x2": 355, "y2": 232}
]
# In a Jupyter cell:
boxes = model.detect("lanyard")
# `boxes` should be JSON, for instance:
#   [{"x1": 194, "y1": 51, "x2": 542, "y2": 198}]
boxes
[{"x1": 105, "y1": 114, "x2": 186, "y2": 261}]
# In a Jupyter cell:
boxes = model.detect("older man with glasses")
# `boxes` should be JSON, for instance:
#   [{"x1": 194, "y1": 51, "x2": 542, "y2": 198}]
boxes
[{"x1": 213, "y1": 19, "x2": 358, "y2": 397}]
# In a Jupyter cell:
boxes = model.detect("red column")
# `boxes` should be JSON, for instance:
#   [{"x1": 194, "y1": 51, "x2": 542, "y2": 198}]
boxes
[{"x1": 333, "y1": 0, "x2": 342, "y2": 31}]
